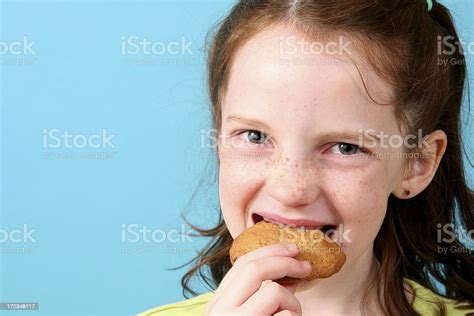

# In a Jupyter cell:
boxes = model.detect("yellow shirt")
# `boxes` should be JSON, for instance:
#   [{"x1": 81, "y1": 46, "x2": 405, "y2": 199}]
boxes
[{"x1": 139, "y1": 279, "x2": 474, "y2": 315}]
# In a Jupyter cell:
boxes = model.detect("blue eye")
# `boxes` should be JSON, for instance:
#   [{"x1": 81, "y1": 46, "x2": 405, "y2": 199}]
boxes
[
  {"x1": 241, "y1": 130, "x2": 268, "y2": 144},
  {"x1": 330, "y1": 143, "x2": 362, "y2": 155}
]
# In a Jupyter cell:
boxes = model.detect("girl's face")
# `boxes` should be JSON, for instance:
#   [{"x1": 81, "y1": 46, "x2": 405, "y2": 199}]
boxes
[{"x1": 218, "y1": 25, "x2": 406, "y2": 271}]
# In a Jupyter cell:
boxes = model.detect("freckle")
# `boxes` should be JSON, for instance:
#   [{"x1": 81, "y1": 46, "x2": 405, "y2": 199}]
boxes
[{"x1": 286, "y1": 157, "x2": 290, "y2": 161}]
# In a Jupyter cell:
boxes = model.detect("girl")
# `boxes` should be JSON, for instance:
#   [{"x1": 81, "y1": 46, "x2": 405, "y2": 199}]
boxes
[{"x1": 140, "y1": 0, "x2": 474, "y2": 315}]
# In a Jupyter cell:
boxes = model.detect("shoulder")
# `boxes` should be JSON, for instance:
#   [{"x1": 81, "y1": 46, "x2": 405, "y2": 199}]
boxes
[
  {"x1": 138, "y1": 292, "x2": 214, "y2": 316},
  {"x1": 405, "y1": 279, "x2": 474, "y2": 315}
]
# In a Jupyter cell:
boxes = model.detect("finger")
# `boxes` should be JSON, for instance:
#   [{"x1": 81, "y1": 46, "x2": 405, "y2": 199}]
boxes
[
  {"x1": 278, "y1": 282, "x2": 298, "y2": 294},
  {"x1": 233, "y1": 243, "x2": 300, "y2": 268},
  {"x1": 238, "y1": 281, "x2": 302, "y2": 315},
  {"x1": 210, "y1": 243, "x2": 299, "y2": 309},
  {"x1": 220, "y1": 257, "x2": 311, "y2": 308},
  {"x1": 274, "y1": 310, "x2": 301, "y2": 316},
  {"x1": 220, "y1": 243, "x2": 299, "y2": 293}
]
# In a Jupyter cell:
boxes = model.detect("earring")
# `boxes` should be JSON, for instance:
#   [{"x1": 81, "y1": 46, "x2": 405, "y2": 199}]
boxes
[{"x1": 404, "y1": 189, "x2": 411, "y2": 196}]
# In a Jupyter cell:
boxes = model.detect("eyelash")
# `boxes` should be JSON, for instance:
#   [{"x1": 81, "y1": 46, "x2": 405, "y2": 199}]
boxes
[
  {"x1": 237, "y1": 130, "x2": 270, "y2": 146},
  {"x1": 328, "y1": 143, "x2": 365, "y2": 156},
  {"x1": 235, "y1": 129, "x2": 367, "y2": 155}
]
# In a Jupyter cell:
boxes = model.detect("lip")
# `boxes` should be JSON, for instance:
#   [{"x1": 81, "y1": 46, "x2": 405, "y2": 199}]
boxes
[{"x1": 252, "y1": 211, "x2": 334, "y2": 229}]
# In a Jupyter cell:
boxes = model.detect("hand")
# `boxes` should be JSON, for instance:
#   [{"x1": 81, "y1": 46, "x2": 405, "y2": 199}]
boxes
[{"x1": 205, "y1": 243, "x2": 311, "y2": 316}]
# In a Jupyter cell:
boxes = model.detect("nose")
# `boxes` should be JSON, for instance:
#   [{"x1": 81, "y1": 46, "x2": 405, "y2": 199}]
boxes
[{"x1": 265, "y1": 155, "x2": 321, "y2": 207}]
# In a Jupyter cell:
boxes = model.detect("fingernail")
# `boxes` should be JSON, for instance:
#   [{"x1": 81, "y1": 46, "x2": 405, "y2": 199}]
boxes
[
  {"x1": 301, "y1": 261, "x2": 311, "y2": 269},
  {"x1": 285, "y1": 243, "x2": 298, "y2": 252}
]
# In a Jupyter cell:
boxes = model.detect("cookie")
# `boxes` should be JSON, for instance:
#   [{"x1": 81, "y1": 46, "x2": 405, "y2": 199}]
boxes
[{"x1": 229, "y1": 221, "x2": 346, "y2": 284}]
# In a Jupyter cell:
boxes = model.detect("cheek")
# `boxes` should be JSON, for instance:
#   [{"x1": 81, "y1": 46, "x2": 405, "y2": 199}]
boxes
[
  {"x1": 218, "y1": 147, "x2": 270, "y2": 238},
  {"x1": 322, "y1": 164, "x2": 390, "y2": 253}
]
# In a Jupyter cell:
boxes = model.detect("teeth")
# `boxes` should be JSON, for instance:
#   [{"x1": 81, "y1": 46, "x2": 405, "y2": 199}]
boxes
[
  {"x1": 255, "y1": 214, "x2": 337, "y2": 232},
  {"x1": 263, "y1": 217, "x2": 279, "y2": 225},
  {"x1": 263, "y1": 217, "x2": 297, "y2": 227},
  {"x1": 263, "y1": 217, "x2": 328, "y2": 230}
]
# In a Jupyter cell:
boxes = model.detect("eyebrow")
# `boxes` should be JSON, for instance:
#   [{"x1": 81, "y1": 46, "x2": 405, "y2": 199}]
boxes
[
  {"x1": 323, "y1": 131, "x2": 381, "y2": 143},
  {"x1": 225, "y1": 114, "x2": 272, "y2": 131},
  {"x1": 225, "y1": 114, "x2": 381, "y2": 144}
]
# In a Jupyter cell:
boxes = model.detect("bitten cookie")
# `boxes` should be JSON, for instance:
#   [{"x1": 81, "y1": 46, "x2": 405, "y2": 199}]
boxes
[{"x1": 229, "y1": 221, "x2": 346, "y2": 284}]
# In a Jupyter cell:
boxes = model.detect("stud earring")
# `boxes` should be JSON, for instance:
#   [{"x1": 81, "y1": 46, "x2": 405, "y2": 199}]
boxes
[{"x1": 404, "y1": 189, "x2": 411, "y2": 196}]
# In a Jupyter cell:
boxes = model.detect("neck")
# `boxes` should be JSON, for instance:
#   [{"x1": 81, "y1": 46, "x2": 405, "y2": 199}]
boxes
[{"x1": 295, "y1": 246, "x2": 382, "y2": 315}]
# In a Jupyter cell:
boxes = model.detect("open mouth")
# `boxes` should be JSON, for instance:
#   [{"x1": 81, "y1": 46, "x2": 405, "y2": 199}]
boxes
[{"x1": 251, "y1": 213, "x2": 338, "y2": 237}]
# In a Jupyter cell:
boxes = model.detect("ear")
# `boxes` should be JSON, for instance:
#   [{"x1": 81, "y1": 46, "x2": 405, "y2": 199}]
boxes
[{"x1": 392, "y1": 130, "x2": 447, "y2": 199}]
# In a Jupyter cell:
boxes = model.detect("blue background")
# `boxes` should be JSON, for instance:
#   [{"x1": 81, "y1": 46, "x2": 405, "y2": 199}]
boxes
[{"x1": 0, "y1": 1, "x2": 472, "y2": 315}]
